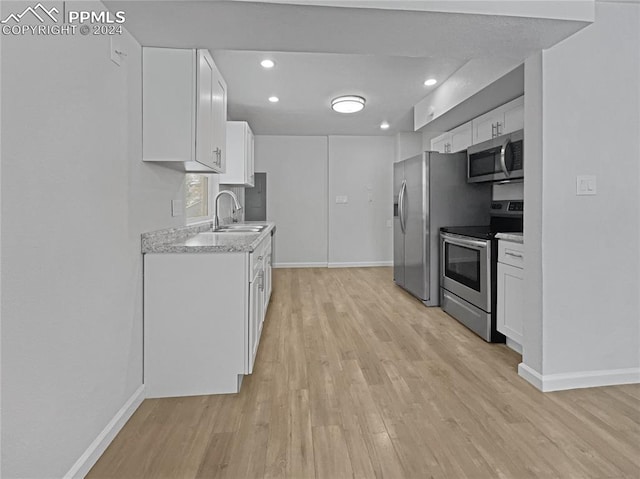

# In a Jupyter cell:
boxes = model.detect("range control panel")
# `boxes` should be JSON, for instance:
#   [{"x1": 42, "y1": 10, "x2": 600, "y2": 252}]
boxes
[{"x1": 490, "y1": 200, "x2": 524, "y2": 216}]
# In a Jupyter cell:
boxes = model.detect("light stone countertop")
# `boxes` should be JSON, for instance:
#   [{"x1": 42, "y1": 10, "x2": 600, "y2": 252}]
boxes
[
  {"x1": 495, "y1": 232, "x2": 524, "y2": 244},
  {"x1": 142, "y1": 221, "x2": 275, "y2": 254}
]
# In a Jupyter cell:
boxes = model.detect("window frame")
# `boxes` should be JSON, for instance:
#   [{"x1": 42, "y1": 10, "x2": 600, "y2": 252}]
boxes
[{"x1": 185, "y1": 174, "x2": 215, "y2": 225}]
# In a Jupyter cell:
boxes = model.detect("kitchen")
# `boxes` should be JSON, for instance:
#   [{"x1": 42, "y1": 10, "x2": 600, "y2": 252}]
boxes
[{"x1": 1, "y1": 1, "x2": 639, "y2": 478}]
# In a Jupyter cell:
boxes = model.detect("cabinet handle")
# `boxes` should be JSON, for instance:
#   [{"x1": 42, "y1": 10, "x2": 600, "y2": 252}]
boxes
[
  {"x1": 496, "y1": 122, "x2": 503, "y2": 136},
  {"x1": 213, "y1": 148, "x2": 222, "y2": 166},
  {"x1": 258, "y1": 271, "x2": 264, "y2": 291},
  {"x1": 505, "y1": 251, "x2": 523, "y2": 259},
  {"x1": 491, "y1": 123, "x2": 496, "y2": 138}
]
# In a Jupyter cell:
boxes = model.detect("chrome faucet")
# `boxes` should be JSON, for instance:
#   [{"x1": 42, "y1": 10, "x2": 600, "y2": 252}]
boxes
[{"x1": 213, "y1": 190, "x2": 242, "y2": 229}]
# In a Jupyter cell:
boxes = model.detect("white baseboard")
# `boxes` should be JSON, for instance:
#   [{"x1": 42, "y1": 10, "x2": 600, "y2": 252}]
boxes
[
  {"x1": 273, "y1": 262, "x2": 328, "y2": 268},
  {"x1": 64, "y1": 385, "x2": 145, "y2": 478},
  {"x1": 273, "y1": 261, "x2": 392, "y2": 269},
  {"x1": 517, "y1": 363, "x2": 544, "y2": 390},
  {"x1": 518, "y1": 363, "x2": 640, "y2": 392},
  {"x1": 328, "y1": 261, "x2": 393, "y2": 268},
  {"x1": 505, "y1": 338, "x2": 523, "y2": 354}
]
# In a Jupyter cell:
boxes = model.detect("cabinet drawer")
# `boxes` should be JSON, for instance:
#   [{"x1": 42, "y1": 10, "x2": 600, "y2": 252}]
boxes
[
  {"x1": 249, "y1": 235, "x2": 271, "y2": 277},
  {"x1": 498, "y1": 240, "x2": 524, "y2": 268}
]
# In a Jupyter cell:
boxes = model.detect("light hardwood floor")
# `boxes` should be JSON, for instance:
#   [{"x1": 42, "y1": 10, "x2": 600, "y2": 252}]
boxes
[{"x1": 88, "y1": 267, "x2": 640, "y2": 479}]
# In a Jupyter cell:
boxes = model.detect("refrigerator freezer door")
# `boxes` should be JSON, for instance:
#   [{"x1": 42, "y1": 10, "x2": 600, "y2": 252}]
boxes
[
  {"x1": 403, "y1": 154, "x2": 428, "y2": 301},
  {"x1": 393, "y1": 161, "x2": 405, "y2": 286}
]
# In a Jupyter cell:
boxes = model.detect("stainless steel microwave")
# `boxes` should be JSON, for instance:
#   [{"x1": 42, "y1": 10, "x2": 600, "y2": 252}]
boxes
[{"x1": 467, "y1": 129, "x2": 524, "y2": 183}]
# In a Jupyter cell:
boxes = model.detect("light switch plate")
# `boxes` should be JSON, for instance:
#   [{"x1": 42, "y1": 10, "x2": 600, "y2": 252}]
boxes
[
  {"x1": 171, "y1": 200, "x2": 183, "y2": 216},
  {"x1": 576, "y1": 175, "x2": 597, "y2": 196}
]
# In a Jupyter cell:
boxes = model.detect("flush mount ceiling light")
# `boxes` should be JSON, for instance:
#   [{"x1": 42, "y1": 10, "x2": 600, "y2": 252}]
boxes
[
  {"x1": 424, "y1": 78, "x2": 437, "y2": 86},
  {"x1": 331, "y1": 95, "x2": 366, "y2": 114},
  {"x1": 380, "y1": 121, "x2": 390, "y2": 130},
  {"x1": 268, "y1": 96, "x2": 279, "y2": 103},
  {"x1": 260, "y1": 59, "x2": 275, "y2": 69}
]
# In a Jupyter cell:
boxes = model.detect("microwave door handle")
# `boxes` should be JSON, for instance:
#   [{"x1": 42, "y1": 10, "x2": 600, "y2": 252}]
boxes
[{"x1": 500, "y1": 138, "x2": 511, "y2": 177}]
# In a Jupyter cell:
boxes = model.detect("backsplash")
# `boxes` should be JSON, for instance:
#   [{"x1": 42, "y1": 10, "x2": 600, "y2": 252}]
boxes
[
  {"x1": 219, "y1": 184, "x2": 245, "y2": 223},
  {"x1": 492, "y1": 182, "x2": 524, "y2": 201}
]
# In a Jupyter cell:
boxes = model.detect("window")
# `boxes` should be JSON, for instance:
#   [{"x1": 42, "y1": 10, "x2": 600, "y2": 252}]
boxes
[{"x1": 185, "y1": 174, "x2": 211, "y2": 223}]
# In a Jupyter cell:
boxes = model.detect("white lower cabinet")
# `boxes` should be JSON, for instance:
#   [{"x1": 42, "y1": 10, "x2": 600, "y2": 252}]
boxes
[
  {"x1": 144, "y1": 233, "x2": 272, "y2": 398},
  {"x1": 247, "y1": 234, "x2": 271, "y2": 373},
  {"x1": 497, "y1": 240, "x2": 524, "y2": 349}
]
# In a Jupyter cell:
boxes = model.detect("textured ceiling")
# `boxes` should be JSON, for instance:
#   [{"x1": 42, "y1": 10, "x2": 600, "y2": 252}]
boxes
[{"x1": 106, "y1": 0, "x2": 588, "y2": 135}]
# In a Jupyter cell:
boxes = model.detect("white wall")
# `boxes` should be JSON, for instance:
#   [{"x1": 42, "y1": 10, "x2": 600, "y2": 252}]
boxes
[
  {"x1": 254, "y1": 135, "x2": 396, "y2": 267},
  {"x1": 1, "y1": 2, "x2": 187, "y2": 476},
  {"x1": 254, "y1": 136, "x2": 328, "y2": 267},
  {"x1": 328, "y1": 136, "x2": 396, "y2": 267},
  {"x1": 522, "y1": 51, "x2": 545, "y2": 375},
  {"x1": 395, "y1": 132, "x2": 422, "y2": 162},
  {"x1": 521, "y1": 1, "x2": 640, "y2": 389}
]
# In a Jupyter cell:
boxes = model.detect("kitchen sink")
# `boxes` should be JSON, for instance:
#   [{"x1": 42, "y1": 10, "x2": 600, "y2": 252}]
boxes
[{"x1": 211, "y1": 224, "x2": 267, "y2": 233}]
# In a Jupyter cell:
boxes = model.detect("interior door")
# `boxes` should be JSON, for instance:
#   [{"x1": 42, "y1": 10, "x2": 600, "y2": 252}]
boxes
[
  {"x1": 403, "y1": 155, "x2": 427, "y2": 300},
  {"x1": 393, "y1": 161, "x2": 405, "y2": 286}
]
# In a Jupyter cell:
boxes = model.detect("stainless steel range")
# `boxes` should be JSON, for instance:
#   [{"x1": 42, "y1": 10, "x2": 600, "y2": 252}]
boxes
[{"x1": 440, "y1": 200, "x2": 523, "y2": 342}]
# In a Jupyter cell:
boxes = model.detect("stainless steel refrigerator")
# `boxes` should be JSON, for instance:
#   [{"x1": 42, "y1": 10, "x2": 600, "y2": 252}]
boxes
[{"x1": 393, "y1": 151, "x2": 491, "y2": 305}]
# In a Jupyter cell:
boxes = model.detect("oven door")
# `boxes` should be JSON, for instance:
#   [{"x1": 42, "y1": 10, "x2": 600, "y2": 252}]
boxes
[{"x1": 440, "y1": 233, "x2": 491, "y2": 312}]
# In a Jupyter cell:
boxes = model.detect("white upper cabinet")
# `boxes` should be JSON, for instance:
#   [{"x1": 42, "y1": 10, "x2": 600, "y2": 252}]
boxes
[
  {"x1": 143, "y1": 48, "x2": 227, "y2": 173},
  {"x1": 472, "y1": 96, "x2": 524, "y2": 144},
  {"x1": 430, "y1": 132, "x2": 449, "y2": 153},
  {"x1": 450, "y1": 121, "x2": 474, "y2": 152},
  {"x1": 219, "y1": 121, "x2": 255, "y2": 187},
  {"x1": 430, "y1": 121, "x2": 473, "y2": 153}
]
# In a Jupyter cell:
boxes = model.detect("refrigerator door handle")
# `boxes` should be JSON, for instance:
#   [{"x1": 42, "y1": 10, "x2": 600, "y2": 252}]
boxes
[{"x1": 399, "y1": 180, "x2": 407, "y2": 233}]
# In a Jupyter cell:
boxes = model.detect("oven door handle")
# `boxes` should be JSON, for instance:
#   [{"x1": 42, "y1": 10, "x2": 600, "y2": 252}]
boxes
[
  {"x1": 500, "y1": 138, "x2": 511, "y2": 177},
  {"x1": 441, "y1": 233, "x2": 489, "y2": 250}
]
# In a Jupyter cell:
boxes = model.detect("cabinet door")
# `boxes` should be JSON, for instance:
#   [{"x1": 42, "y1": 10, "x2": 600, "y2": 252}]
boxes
[
  {"x1": 431, "y1": 133, "x2": 450, "y2": 153},
  {"x1": 266, "y1": 253, "x2": 272, "y2": 304},
  {"x1": 247, "y1": 126, "x2": 255, "y2": 187},
  {"x1": 143, "y1": 48, "x2": 195, "y2": 164},
  {"x1": 211, "y1": 61, "x2": 227, "y2": 173},
  {"x1": 473, "y1": 110, "x2": 501, "y2": 144},
  {"x1": 497, "y1": 262, "x2": 524, "y2": 345},
  {"x1": 264, "y1": 250, "x2": 272, "y2": 306},
  {"x1": 450, "y1": 121, "x2": 473, "y2": 152},
  {"x1": 248, "y1": 274, "x2": 261, "y2": 374},
  {"x1": 502, "y1": 96, "x2": 524, "y2": 135},
  {"x1": 196, "y1": 50, "x2": 216, "y2": 170}
]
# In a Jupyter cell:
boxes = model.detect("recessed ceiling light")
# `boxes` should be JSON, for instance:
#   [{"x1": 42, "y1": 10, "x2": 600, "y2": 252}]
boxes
[
  {"x1": 261, "y1": 59, "x2": 275, "y2": 69},
  {"x1": 331, "y1": 95, "x2": 365, "y2": 114},
  {"x1": 268, "y1": 96, "x2": 279, "y2": 103},
  {"x1": 380, "y1": 121, "x2": 390, "y2": 130},
  {"x1": 424, "y1": 78, "x2": 437, "y2": 86}
]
